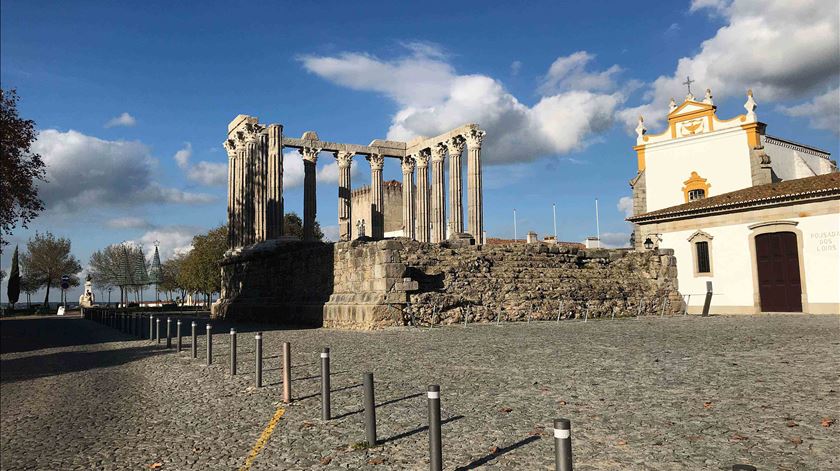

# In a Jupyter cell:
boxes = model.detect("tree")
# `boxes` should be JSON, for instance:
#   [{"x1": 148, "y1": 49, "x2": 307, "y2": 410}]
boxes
[
  {"x1": 158, "y1": 253, "x2": 186, "y2": 302},
  {"x1": 20, "y1": 272, "x2": 39, "y2": 308},
  {"x1": 89, "y1": 243, "x2": 149, "y2": 305},
  {"x1": 7, "y1": 245, "x2": 20, "y2": 308},
  {"x1": 20, "y1": 232, "x2": 81, "y2": 305},
  {"x1": 284, "y1": 212, "x2": 324, "y2": 241},
  {"x1": 178, "y1": 226, "x2": 227, "y2": 306},
  {"x1": 1, "y1": 89, "x2": 47, "y2": 246}
]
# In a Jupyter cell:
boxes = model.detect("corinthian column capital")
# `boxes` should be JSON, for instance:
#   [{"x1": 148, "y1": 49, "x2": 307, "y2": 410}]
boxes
[
  {"x1": 367, "y1": 153, "x2": 385, "y2": 171},
  {"x1": 401, "y1": 155, "x2": 415, "y2": 174},
  {"x1": 447, "y1": 135, "x2": 466, "y2": 156},
  {"x1": 224, "y1": 139, "x2": 237, "y2": 158},
  {"x1": 242, "y1": 123, "x2": 264, "y2": 143},
  {"x1": 431, "y1": 143, "x2": 447, "y2": 162},
  {"x1": 414, "y1": 150, "x2": 430, "y2": 168},
  {"x1": 336, "y1": 151, "x2": 354, "y2": 168},
  {"x1": 299, "y1": 146, "x2": 320, "y2": 164},
  {"x1": 465, "y1": 129, "x2": 485, "y2": 149}
]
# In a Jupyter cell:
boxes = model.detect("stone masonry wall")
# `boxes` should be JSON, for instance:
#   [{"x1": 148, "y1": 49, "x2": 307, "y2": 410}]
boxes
[{"x1": 324, "y1": 239, "x2": 682, "y2": 329}]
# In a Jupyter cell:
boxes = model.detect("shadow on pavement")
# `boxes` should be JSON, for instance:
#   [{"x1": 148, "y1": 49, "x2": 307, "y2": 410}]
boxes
[
  {"x1": 332, "y1": 392, "x2": 425, "y2": 420},
  {"x1": 0, "y1": 316, "x2": 132, "y2": 354},
  {"x1": 454, "y1": 435, "x2": 541, "y2": 470},
  {"x1": 0, "y1": 344, "x2": 169, "y2": 384},
  {"x1": 381, "y1": 415, "x2": 464, "y2": 444}
]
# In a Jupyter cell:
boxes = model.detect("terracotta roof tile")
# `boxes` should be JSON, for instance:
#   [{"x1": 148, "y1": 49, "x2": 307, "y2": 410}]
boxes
[{"x1": 629, "y1": 172, "x2": 840, "y2": 223}]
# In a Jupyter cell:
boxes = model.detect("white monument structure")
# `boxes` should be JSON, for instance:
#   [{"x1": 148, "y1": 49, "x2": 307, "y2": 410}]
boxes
[{"x1": 628, "y1": 86, "x2": 839, "y2": 315}]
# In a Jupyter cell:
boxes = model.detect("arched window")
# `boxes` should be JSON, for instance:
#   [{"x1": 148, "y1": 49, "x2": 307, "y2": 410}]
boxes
[{"x1": 682, "y1": 171, "x2": 711, "y2": 203}]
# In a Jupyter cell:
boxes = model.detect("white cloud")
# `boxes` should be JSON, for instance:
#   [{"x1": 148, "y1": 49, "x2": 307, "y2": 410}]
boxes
[
  {"x1": 621, "y1": 0, "x2": 840, "y2": 131},
  {"x1": 283, "y1": 150, "x2": 362, "y2": 189},
  {"x1": 779, "y1": 87, "x2": 840, "y2": 135},
  {"x1": 105, "y1": 217, "x2": 152, "y2": 229},
  {"x1": 135, "y1": 226, "x2": 201, "y2": 260},
  {"x1": 31, "y1": 129, "x2": 215, "y2": 214},
  {"x1": 510, "y1": 60, "x2": 522, "y2": 76},
  {"x1": 321, "y1": 225, "x2": 340, "y2": 242},
  {"x1": 301, "y1": 46, "x2": 624, "y2": 165},
  {"x1": 600, "y1": 232, "x2": 631, "y2": 248},
  {"x1": 538, "y1": 51, "x2": 623, "y2": 94},
  {"x1": 173, "y1": 142, "x2": 228, "y2": 186},
  {"x1": 104, "y1": 112, "x2": 136, "y2": 128},
  {"x1": 174, "y1": 142, "x2": 192, "y2": 169},
  {"x1": 617, "y1": 196, "x2": 634, "y2": 218}
]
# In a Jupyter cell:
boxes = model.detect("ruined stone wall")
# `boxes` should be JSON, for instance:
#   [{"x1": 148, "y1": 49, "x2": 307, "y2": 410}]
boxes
[
  {"x1": 350, "y1": 181, "x2": 404, "y2": 238},
  {"x1": 213, "y1": 241, "x2": 334, "y2": 324},
  {"x1": 324, "y1": 239, "x2": 682, "y2": 329}
]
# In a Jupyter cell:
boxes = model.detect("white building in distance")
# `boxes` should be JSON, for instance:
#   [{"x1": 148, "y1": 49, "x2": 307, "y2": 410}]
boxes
[{"x1": 628, "y1": 89, "x2": 839, "y2": 315}]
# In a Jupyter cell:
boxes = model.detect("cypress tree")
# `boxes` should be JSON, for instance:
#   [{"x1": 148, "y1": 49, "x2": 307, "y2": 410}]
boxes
[{"x1": 7, "y1": 245, "x2": 21, "y2": 309}]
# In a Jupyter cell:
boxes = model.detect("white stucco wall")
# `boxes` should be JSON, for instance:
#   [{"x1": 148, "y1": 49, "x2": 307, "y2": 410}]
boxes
[
  {"x1": 762, "y1": 136, "x2": 835, "y2": 181},
  {"x1": 798, "y1": 212, "x2": 840, "y2": 304},
  {"x1": 645, "y1": 128, "x2": 754, "y2": 213}
]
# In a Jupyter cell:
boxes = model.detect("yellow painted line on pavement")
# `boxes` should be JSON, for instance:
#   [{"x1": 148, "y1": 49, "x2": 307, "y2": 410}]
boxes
[{"x1": 239, "y1": 406, "x2": 286, "y2": 471}]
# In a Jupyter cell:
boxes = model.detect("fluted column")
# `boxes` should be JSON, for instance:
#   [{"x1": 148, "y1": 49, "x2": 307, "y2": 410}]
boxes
[
  {"x1": 236, "y1": 136, "x2": 246, "y2": 248},
  {"x1": 266, "y1": 124, "x2": 284, "y2": 239},
  {"x1": 300, "y1": 146, "x2": 320, "y2": 241},
  {"x1": 430, "y1": 143, "x2": 447, "y2": 243},
  {"x1": 244, "y1": 130, "x2": 259, "y2": 246},
  {"x1": 401, "y1": 156, "x2": 416, "y2": 240},
  {"x1": 466, "y1": 129, "x2": 486, "y2": 244},
  {"x1": 336, "y1": 151, "x2": 354, "y2": 241},
  {"x1": 255, "y1": 132, "x2": 266, "y2": 242},
  {"x1": 368, "y1": 153, "x2": 385, "y2": 239},
  {"x1": 224, "y1": 139, "x2": 237, "y2": 250},
  {"x1": 415, "y1": 151, "x2": 431, "y2": 243},
  {"x1": 447, "y1": 136, "x2": 466, "y2": 234}
]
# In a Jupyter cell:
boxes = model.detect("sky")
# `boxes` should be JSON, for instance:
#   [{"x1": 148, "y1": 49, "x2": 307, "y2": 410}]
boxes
[{"x1": 1, "y1": 0, "x2": 838, "y2": 303}]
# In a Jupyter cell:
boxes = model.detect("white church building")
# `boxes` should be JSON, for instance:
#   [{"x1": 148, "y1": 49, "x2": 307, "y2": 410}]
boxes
[{"x1": 627, "y1": 89, "x2": 839, "y2": 315}]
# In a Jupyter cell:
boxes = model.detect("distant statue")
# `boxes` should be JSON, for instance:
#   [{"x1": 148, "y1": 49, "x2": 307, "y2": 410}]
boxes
[
  {"x1": 357, "y1": 219, "x2": 366, "y2": 238},
  {"x1": 79, "y1": 289, "x2": 95, "y2": 308}
]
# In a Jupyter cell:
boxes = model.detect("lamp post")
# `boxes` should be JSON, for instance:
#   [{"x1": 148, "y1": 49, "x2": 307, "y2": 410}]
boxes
[{"x1": 107, "y1": 287, "x2": 112, "y2": 307}]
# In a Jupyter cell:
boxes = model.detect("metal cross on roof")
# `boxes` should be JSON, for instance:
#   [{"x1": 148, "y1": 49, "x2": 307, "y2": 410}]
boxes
[{"x1": 683, "y1": 76, "x2": 695, "y2": 96}]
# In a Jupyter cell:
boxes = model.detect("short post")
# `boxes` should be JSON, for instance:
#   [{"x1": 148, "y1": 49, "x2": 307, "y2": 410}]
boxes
[
  {"x1": 463, "y1": 306, "x2": 468, "y2": 328},
  {"x1": 702, "y1": 281, "x2": 713, "y2": 317},
  {"x1": 282, "y1": 342, "x2": 292, "y2": 403},
  {"x1": 156, "y1": 318, "x2": 161, "y2": 344},
  {"x1": 496, "y1": 309, "x2": 501, "y2": 325},
  {"x1": 176, "y1": 319, "x2": 182, "y2": 352},
  {"x1": 637, "y1": 299, "x2": 643, "y2": 319},
  {"x1": 528, "y1": 302, "x2": 532, "y2": 323},
  {"x1": 363, "y1": 372, "x2": 377, "y2": 445},
  {"x1": 149, "y1": 315, "x2": 155, "y2": 340},
  {"x1": 166, "y1": 317, "x2": 172, "y2": 349},
  {"x1": 428, "y1": 385, "x2": 442, "y2": 471},
  {"x1": 191, "y1": 321, "x2": 197, "y2": 358},
  {"x1": 583, "y1": 307, "x2": 588, "y2": 323},
  {"x1": 554, "y1": 418, "x2": 572, "y2": 471},
  {"x1": 660, "y1": 296, "x2": 666, "y2": 317},
  {"x1": 683, "y1": 294, "x2": 691, "y2": 316},
  {"x1": 206, "y1": 323, "x2": 212, "y2": 366},
  {"x1": 321, "y1": 348, "x2": 331, "y2": 420},
  {"x1": 557, "y1": 303, "x2": 562, "y2": 323},
  {"x1": 254, "y1": 332, "x2": 263, "y2": 388},
  {"x1": 229, "y1": 328, "x2": 237, "y2": 376}
]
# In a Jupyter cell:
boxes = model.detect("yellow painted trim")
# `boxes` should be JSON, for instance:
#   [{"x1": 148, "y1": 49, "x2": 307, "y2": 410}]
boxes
[
  {"x1": 239, "y1": 406, "x2": 286, "y2": 471},
  {"x1": 741, "y1": 123, "x2": 762, "y2": 148},
  {"x1": 634, "y1": 144, "x2": 646, "y2": 171},
  {"x1": 682, "y1": 171, "x2": 711, "y2": 203}
]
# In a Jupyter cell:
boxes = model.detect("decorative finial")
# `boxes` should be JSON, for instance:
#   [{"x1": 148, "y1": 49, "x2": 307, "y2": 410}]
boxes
[
  {"x1": 635, "y1": 116, "x2": 647, "y2": 139},
  {"x1": 703, "y1": 88, "x2": 714, "y2": 105},
  {"x1": 744, "y1": 89, "x2": 757, "y2": 121},
  {"x1": 669, "y1": 98, "x2": 677, "y2": 113}
]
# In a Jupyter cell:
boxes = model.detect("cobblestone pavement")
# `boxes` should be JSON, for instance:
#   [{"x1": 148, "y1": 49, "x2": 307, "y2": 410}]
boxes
[{"x1": 1, "y1": 313, "x2": 838, "y2": 470}]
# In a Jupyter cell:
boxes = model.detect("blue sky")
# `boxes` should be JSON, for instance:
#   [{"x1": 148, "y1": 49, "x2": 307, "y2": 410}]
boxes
[{"x1": 2, "y1": 0, "x2": 838, "y2": 302}]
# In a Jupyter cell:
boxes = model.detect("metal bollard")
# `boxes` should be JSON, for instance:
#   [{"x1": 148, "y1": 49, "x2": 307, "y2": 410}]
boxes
[
  {"x1": 255, "y1": 332, "x2": 263, "y2": 388},
  {"x1": 229, "y1": 328, "x2": 237, "y2": 376},
  {"x1": 176, "y1": 320, "x2": 182, "y2": 352},
  {"x1": 732, "y1": 466, "x2": 756, "y2": 471},
  {"x1": 321, "y1": 348, "x2": 331, "y2": 420},
  {"x1": 149, "y1": 315, "x2": 155, "y2": 341},
  {"x1": 427, "y1": 385, "x2": 442, "y2": 471},
  {"x1": 554, "y1": 418, "x2": 573, "y2": 471},
  {"x1": 206, "y1": 324, "x2": 213, "y2": 366},
  {"x1": 363, "y1": 372, "x2": 377, "y2": 445},
  {"x1": 282, "y1": 342, "x2": 292, "y2": 403},
  {"x1": 156, "y1": 318, "x2": 161, "y2": 344},
  {"x1": 166, "y1": 317, "x2": 172, "y2": 349},
  {"x1": 191, "y1": 321, "x2": 197, "y2": 358}
]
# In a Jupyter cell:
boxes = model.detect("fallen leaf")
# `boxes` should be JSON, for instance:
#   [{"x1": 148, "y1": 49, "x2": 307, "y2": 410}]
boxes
[
  {"x1": 703, "y1": 401, "x2": 714, "y2": 409},
  {"x1": 789, "y1": 436, "x2": 802, "y2": 445},
  {"x1": 558, "y1": 400, "x2": 567, "y2": 406},
  {"x1": 730, "y1": 433, "x2": 749, "y2": 442},
  {"x1": 489, "y1": 446, "x2": 499, "y2": 454},
  {"x1": 320, "y1": 456, "x2": 333, "y2": 465},
  {"x1": 821, "y1": 417, "x2": 835, "y2": 428},
  {"x1": 786, "y1": 420, "x2": 798, "y2": 427},
  {"x1": 499, "y1": 407, "x2": 513, "y2": 413},
  {"x1": 367, "y1": 457, "x2": 384, "y2": 465},
  {"x1": 617, "y1": 440, "x2": 627, "y2": 446},
  {"x1": 148, "y1": 464, "x2": 162, "y2": 470}
]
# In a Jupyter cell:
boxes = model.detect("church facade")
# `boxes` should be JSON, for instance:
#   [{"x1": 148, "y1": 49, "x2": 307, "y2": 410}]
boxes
[{"x1": 628, "y1": 89, "x2": 839, "y2": 315}]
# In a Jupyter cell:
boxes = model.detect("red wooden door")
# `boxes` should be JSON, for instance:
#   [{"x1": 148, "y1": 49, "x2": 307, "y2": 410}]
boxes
[{"x1": 756, "y1": 232, "x2": 803, "y2": 312}]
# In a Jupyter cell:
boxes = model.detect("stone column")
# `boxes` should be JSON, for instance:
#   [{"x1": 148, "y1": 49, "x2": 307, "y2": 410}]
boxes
[
  {"x1": 224, "y1": 139, "x2": 237, "y2": 250},
  {"x1": 415, "y1": 151, "x2": 431, "y2": 243},
  {"x1": 401, "y1": 155, "x2": 416, "y2": 240},
  {"x1": 266, "y1": 124, "x2": 284, "y2": 239},
  {"x1": 254, "y1": 131, "x2": 266, "y2": 242},
  {"x1": 430, "y1": 143, "x2": 447, "y2": 243},
  {"x1": 367, "y1": 153, "x2": 385, "y2": 239},
  {"x1": 300, "y1": 146, "x2": 320, "y2": 241},
  {"x1": 244, "y1": 130, "x2": 258, "y2": 246},
  {"x1": 447, "y1": 136, "x2": 466, "y2": 235},
  {"x1": 336, "y1": 151, "x2": 354, "y2": 241},
  {"x1": 465, "y1": 129, "x2": 486, "y2": 244},
  {"x1": 236, "y1": 136, "x2": 246, "y2": 248}
]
